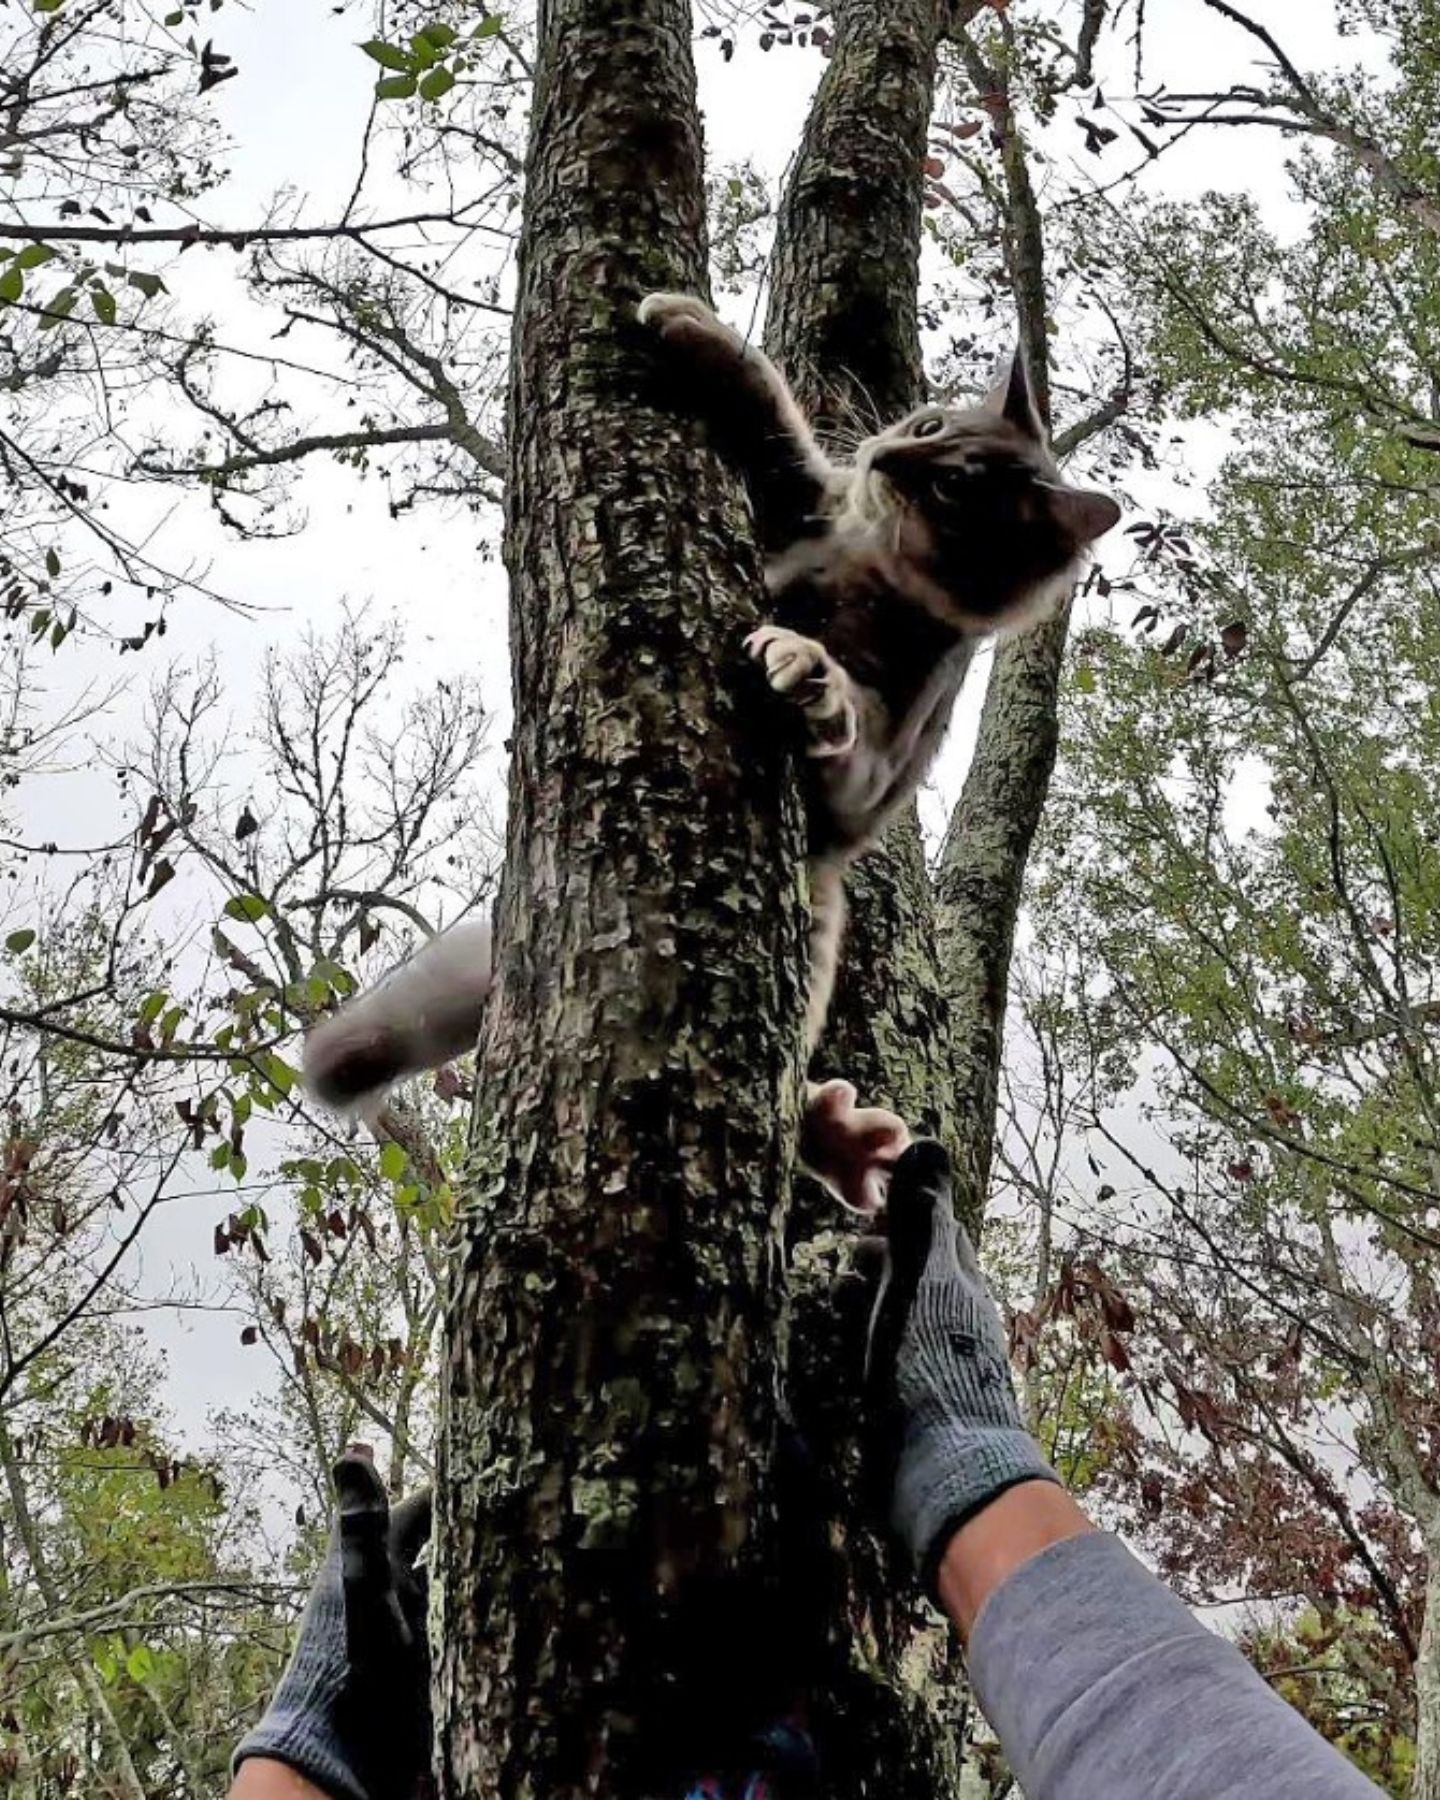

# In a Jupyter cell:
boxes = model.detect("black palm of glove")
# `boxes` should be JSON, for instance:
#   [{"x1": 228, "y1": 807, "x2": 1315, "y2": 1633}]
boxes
[{"x1": 234, "y1": 1453, "x2": 434, "y2": 1800}]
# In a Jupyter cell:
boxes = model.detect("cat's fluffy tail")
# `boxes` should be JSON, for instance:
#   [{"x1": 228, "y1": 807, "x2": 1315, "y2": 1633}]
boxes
[{"x1": 302, "y1": 919, "x2": 493, "y2": 1110}]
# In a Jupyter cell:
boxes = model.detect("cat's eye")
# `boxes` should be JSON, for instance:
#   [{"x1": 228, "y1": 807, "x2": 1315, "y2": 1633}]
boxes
[
  {"x1": 932, "y1": 468, "x2": 974, "y2": 504},
  {"x1": 911, "y1": 412, "x2": 947, "y2": 439}
]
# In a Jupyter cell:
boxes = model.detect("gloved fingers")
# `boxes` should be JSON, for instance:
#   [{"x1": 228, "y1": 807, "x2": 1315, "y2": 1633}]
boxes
[
  {"x1": 862, "y1": 1140, "x2": 957, "y2": 1396},
  {"x1": 890, "y1": 1139, "x2": 965, "y2": 1286},
  {"x1": 334, "y1": 1452, "x2": 409, "y2": 1673},
  {"x1": 849, "y1": 1233, "x2": 887, "y2": 1285}
]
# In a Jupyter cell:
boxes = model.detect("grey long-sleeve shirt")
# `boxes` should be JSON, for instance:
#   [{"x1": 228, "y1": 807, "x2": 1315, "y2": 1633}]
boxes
[{"x1": 968, "y1": 1532, "x2": 1385, "y2": 1798}]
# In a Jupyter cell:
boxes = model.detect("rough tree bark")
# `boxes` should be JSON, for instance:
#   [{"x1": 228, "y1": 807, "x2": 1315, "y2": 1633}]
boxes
[
  {"x1": 1415, "y1": 1540, "x2": 1440, "y2": 1800},
  {"x1": 766, "y1": 0, "x2": 966, "y2": 1146},
  {"x1": 433, "y1": 4, "x2": 810, "y2": 1793},
  {"x1": 764, "y1": 7, "x2": 986, "y2": 1796}
]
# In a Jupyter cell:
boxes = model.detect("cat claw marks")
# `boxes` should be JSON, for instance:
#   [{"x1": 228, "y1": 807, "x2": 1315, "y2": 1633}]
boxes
[{"x1": 746, "y1": 625, "x2": 859, "y2": 758}]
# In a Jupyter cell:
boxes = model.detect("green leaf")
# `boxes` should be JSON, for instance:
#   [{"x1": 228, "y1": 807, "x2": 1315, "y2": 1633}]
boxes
[
  {"x1": 15, "y1": 243, "x2": 57, "y2": 270},
  {"x1": 91, "y1": 285, "x2": 117, "y2": 326},
  {"x1": 34, "y1": 0, "x2": 66, "y2": 14},
  {"x1": 263, "y1": 1053, "x2": 297, "y2": 1098},
  {"x1": 418, "y1": 21, "x2": 458, "y2": 47},
  {"x1": 0, "y1": 266, "x2": 21, "y2": 305},
  {"x1": 138, "y1": 991, "x2": 168, "y2": 1029},
  {"x1": 209, "y1": 1143, "x2": 231, "y2": 1171},
  {"x1": 45, "y1": 547, "x2": 60, "y2": 578},
  {"x1": 475, "y1": 14, "x2": 504, "y2": 36},
  {"x1": 419, "y1": 65, "x2": 456, "y2": 99},
  {"x1": 39, "y1": 286, "x2": 77, "y2": 329},
  {"x1": 165, "y1": 9, "x2": 184, "y2": 22},
  {"x1": 360, "y1": 38, "x2": 414, "y2": 70},
  {"x1": 5, "y1": 929, "x2": 35, "y2": 954},
  {"x1": 409, "y1": 32, "x2": 439, "y2": 67},
  {"x1": 375, "y1": 73, "x2": 418, "y2": 99},
  {"x1": 224, "y1": 894, "x2": 271, "y2": 924},
  {"x1": 1074, "y1": 663, "x2": 1097, "y2": 695},
  {"x1": 126, "y1": 1644, "x2": 156, "y2": 1684},
  {"x1": 128, "y1": 270, "x2": 166, "y2": 300},
  {"x1": 379, "y1": 1141, "x2": 408, "y2": 1182}
]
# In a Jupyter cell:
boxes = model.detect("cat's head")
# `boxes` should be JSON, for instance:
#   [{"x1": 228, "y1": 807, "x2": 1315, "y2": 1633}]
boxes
[{"x1": 850, "y1": 352, "x2": 1121, "y2": 633}]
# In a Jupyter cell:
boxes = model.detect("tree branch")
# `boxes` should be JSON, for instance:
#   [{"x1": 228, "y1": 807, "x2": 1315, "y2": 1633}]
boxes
[{"x1": 137, "y1": 422, "x2": 461, "y2": 482}]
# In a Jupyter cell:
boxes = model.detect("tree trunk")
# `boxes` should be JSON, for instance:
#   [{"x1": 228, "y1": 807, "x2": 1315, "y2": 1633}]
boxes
[
  {"x1": 764, "y1": 8, "x2": 975, "y2": 1796},
  {"x1": 937, "y1": 25, "x2": 1066, "y2": 1238},
  {"x1": 434, "y1": 3, "x2": 810, "y2": 1795},
  {"x1": 1415, "y1": 1541, "x2": 1440, "y2": 1800},
  {"x1": 766, "y1": 0, "x2": 960, "y2": 1149}
]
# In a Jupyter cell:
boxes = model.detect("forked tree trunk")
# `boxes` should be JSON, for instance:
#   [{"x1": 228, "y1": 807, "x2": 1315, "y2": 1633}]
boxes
[
  {"x1": 434, "y1": 3, "x2": 810, "y2": 1792},
  {"x1": 937, "y1": 26, "x2": 1068, "y2": 1237}
]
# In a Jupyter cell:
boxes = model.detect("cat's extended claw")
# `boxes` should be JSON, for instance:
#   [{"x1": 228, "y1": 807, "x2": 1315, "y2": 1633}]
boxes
[{"x1": 746, "y1": 625, "x2": 859, "y2": 758}]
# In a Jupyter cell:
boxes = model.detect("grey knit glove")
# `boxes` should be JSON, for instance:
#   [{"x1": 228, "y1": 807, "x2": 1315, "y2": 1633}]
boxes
[
  {"x1": 864, "y1": 1140, "x2": 1059, "y2": 1589},
  {"x1": 234, "y1": 1454, "x2": 433, "y2": 1800}
]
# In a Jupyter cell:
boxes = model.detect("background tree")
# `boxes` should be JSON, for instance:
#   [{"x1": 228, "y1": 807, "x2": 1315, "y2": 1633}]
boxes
[{"x1": 1005, "y1": 3, "x2": 1440, "y2": 1785}]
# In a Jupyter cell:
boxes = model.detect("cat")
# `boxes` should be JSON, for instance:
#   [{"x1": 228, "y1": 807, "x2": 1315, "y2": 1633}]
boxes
[
  {"x1": 301, "y1": 296, "x2": 1119, "y2": 1212},
  {"x1": 634, "y1": 293, "x2": 1120, "y2": 1046}
]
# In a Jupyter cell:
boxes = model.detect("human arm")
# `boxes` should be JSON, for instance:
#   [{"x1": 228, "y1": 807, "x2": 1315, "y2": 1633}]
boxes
[
  {"x1": 230, "y1": 1453, "x2": 433, "y2": 1800},
  {"x1": 867, "y1": 1141, "x2": 1385, "y2": 1799},
  {"x1": 230, "y1": 1763, "x2": 332, "y2": 1800}
]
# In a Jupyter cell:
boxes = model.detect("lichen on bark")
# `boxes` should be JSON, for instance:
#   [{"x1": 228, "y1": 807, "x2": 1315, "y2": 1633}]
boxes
[{"x1": 434, "y1": 4, "x2": 809, "y2": 1793}]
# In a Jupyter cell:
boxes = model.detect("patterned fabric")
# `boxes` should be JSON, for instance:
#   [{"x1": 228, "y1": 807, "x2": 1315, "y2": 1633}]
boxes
[{"x1": 683, "y1": 1720, "x2": 820, "y2": 1798}]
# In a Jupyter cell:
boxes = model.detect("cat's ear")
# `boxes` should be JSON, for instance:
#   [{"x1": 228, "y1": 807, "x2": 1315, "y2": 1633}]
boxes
[
  {"x1": 987, "y1": 348, "x2": 1043, "y2": 439},
  {"x1": 1043, "y1": 482, "x2": 1122, "y2": 545}
]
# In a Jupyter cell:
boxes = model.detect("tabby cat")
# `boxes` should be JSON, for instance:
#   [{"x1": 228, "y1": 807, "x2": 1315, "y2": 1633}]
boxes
[{"x1": 301, "y1": 296, "x2": 1119, "y2": 1211}]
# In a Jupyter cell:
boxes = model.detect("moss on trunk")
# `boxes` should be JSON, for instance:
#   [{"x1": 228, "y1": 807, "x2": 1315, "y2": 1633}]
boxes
[{"x1": 435, "y1": 5, "x2": 809, "y2": 1792}]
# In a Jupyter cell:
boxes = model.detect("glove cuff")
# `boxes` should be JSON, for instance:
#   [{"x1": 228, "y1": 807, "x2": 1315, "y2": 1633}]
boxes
[
  {"x1": 233, "y1": 1700, "x2": 369, "y2": 1800},
  {"x1": 895, "y1": 1422, "x2": 1060, "y2": 1588}
]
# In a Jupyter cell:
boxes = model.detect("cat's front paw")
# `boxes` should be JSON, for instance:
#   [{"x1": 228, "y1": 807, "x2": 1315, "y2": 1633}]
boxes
[
  {"x1": 746, "y1": 625, "x2": 859, "y2": 758},
  {"x1": 638, "y1": 291, "x2": 748, "y2": 372}
]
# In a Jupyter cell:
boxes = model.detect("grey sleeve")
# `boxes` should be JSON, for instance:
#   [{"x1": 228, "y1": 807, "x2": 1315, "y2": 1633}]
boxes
[{"x1": 967, "y1": 1532, "x2": 1384, "y2": 1799}]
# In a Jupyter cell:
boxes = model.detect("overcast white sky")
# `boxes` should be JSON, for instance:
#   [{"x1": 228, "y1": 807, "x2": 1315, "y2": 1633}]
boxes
[{"x1": 13, "y1": 0, "x2": 1382, "y2": 1454}]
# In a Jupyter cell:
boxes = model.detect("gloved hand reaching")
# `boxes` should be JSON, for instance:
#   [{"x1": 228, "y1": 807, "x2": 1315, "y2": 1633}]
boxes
[
  {"x1": 861, "y1": 1139, "x2": 1060, "y2": 1590},
  {"x1": 233, "y1": 1452, "x2": 433, "y2": 1800}
]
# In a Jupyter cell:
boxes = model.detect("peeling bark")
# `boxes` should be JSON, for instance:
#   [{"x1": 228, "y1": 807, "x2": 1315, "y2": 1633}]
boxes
[{"x1": 434, "y1": 3, "x2": 809, "y2": 1793}]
